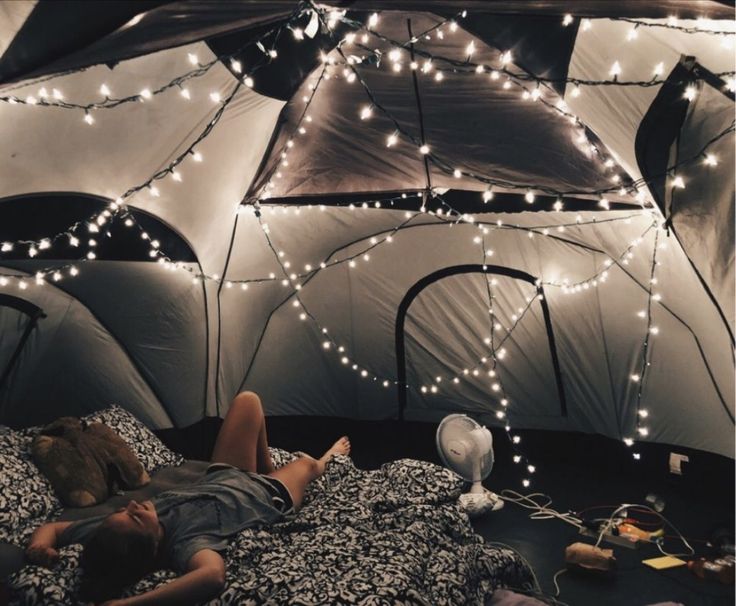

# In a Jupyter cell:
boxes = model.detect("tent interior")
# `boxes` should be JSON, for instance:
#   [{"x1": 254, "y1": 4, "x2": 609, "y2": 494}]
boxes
[{"x1": 0, "y1": 1, "x2": 734, "y2": 604}]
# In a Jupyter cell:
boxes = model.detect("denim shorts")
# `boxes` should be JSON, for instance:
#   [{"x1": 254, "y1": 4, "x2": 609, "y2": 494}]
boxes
[{"x1": 206, "y1": 463, "x2": 295, "y2": 515}]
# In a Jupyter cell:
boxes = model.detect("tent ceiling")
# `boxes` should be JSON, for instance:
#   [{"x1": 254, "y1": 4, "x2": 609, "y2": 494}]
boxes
[{"x1": 0, "y1": 1, "x2": 731, "y2": 88}]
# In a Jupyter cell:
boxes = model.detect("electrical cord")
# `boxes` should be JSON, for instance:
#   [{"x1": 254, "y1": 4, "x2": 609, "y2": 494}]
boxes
[
  {"x1": 593, "y1": 503, "x2": 695, "y2": 557},
  {"x1": 499, "y1": 490, "x2": 584, "y2": 529},
  {"x1": 552, "y1": 568, "x2": 567, "y2": 598}
]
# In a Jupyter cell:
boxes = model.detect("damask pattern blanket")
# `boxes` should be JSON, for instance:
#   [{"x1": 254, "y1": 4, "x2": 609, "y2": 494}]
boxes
[{"x1": 8, "y1": 450, "x2": 533, "y2": 605}]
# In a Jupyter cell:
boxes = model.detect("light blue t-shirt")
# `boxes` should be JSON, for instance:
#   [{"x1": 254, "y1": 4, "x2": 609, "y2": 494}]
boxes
[{"x1": 59, "y1": 468, "x2": 290, "y2": 571}]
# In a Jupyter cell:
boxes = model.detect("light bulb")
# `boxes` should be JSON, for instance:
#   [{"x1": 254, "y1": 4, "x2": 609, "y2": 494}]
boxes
[
  {"x1": 684, "y1": 86, "x2": 697, "y2": 101},
  {"x1": 653, "y1": 62, "x2": 664, "y2": 77},
  {"x1": 524, "y1": 190, "x2": 535, "y2": 204},
  {"x1": 562, "y1": 14, "x2": 573, "y2": 26},
  {"x1": 100, "y1": 84, "x2": 111, "y2": 96},
  {"x1": 609, "y1": 61, "x2": 622, "y2": 77},
  {"x1": 140, "y1": 88, "x2": 152, "y2": 99},
  {"x1": 419, "y1": 144, "x2": 430, "y2": 155}
]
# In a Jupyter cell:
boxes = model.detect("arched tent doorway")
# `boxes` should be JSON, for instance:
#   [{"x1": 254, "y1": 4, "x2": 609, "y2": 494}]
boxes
[{"x1": 395, "y1": 264, "x2": 566, "y2": 423}]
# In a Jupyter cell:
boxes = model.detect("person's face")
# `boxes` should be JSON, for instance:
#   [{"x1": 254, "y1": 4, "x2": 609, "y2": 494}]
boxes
[{"x1": 107, "y1": 500, "x2": 160, "y2": 542}]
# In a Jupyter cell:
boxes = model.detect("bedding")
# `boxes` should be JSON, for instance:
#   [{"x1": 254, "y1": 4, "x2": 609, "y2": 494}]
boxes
[
  {"x1": 7, "y1": 449, "x2": 533, "y2": 605},
  {"x1": 0, "y1": 406, "x2": 182, "y2": 547}
]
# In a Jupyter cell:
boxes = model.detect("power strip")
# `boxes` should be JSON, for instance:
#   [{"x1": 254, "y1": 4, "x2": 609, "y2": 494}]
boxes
[{"x1": 579, "y1": 527, "x2": 640, "y2": 550}]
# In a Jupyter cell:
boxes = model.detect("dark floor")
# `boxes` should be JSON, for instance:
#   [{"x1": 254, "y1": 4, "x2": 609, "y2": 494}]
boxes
[
  {"x1": 473, "y1": 460, "x2": 735, "y2": 606},
  {"x1": 157, "y1": 416, "x2": 735, "y2": 606}
]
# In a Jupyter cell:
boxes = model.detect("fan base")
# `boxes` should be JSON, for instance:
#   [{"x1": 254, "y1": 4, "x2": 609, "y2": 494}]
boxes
[{"x1": 459, "y1": 488, "x2": 504, "y2": 517}]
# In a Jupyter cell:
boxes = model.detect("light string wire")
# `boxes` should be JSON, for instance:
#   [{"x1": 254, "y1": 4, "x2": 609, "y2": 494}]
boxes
[
  {"x1": 480, "y1": 236, "x2": 536, "y2": 485},
  {"x1": 253, "y1": 202, "x2": 545, "y2": 472},
  {"x1": 0, "y1": 75, "x2": 245, "y2": 282},
  {"x1": 338, "y1": 14, "x2": 734, "y2": 88},
  {"x1": 625, "y1": 228, "x2": 660, "y2": 458},
  {"x1": 0, "y1": 3, "x2": 310, "y2": 111},
  {"x1": 323, "y1": 6, "x2": 734, "y2": 203},
  {"x1": 605, "y1": 16, "x2": 736, "y2": 36},
  {"x1": 332, "y1": 11, "x2": 736, "y2": 88},
  {"x1": 324, "y1": 14, "x2": 637, "y2": 200},
  {"x1": 1, "y1": 6, "x2": 733, "y2": 266}
]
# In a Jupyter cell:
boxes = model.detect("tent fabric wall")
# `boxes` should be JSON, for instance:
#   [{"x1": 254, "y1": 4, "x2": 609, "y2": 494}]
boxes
[
  {"x1": 0, "y1": 261, "x2": 207, "y2": 428},
  {"x1": 0, "y1": 6, "x2": 732, "y2": 460},
  {"x1": 669, "y1": 82, "x2": 735, "y2": 336},
  {"x1": 251, "y1": 12, "x2": 630, "y2": 201},
  {"x1": 0, "y1": 267, "x2": 172, "y2": 429},
  {"x1": 229, "y1": 208, "x2": 733, "y2": 456}
]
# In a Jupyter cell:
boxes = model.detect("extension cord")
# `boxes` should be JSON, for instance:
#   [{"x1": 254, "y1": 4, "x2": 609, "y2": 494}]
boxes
[{"x1": 579, "y1": 526, "x2": 640, "y2": 549}]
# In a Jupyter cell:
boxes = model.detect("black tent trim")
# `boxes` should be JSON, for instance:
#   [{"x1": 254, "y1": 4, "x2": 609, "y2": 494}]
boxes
[
  {"x1": 0, "y1": 295, "x2": 46, "y2": 404},
  {"x1": 394, "y1": 263, "x2": 567, "y2": 421}
]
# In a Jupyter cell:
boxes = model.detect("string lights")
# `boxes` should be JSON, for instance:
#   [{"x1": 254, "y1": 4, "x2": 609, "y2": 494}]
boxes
[
  {"x1": 1, "y1": 3, "x2": 731, "y2": 471},
  {"x1": 625, "y1": 229, "x2": 661, "y2": 460}
]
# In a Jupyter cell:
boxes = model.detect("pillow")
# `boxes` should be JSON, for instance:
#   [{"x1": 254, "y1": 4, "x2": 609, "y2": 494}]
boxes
[
  {"x1": 84, "y1": 405, "x2": 183, "y2": 474},
  {"x1": 0, "y1": 428, "x2": 62, "y2": 546}
]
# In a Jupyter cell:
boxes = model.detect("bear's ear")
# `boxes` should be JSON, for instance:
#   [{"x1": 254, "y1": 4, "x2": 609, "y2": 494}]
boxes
[{"x1": 39, "y1": 416, "x2": 82, "y2": 436}]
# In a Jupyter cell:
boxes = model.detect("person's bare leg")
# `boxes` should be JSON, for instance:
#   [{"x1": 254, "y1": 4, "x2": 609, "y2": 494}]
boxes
[
  {"x1": 267, "y1": 437, "x2": 350, "y2": 510},
  {"x1": 211, "y1": 391, "x2": 274, "y2": 473}
]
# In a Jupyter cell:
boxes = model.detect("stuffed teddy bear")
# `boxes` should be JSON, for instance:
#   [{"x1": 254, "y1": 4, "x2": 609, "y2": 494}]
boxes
[{"x1": 31, "y1": 417, "x2": 150, "y2": 507}]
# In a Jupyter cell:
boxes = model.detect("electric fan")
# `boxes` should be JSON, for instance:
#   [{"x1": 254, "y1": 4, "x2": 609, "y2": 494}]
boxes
[{"x1": 436, "y1": 414, "x2": 504, "y2": 516}]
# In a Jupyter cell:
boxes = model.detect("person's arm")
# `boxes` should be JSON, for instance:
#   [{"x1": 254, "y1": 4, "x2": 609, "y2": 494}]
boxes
[
  {"x1": 101, "y1": 549, "x2": 226, "y2": 606},
  {"x1": 25, "y1": 521, "x2": 73, "y2": 567}
]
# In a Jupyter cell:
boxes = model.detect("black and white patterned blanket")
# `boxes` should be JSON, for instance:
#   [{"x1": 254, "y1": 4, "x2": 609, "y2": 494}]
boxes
[{"x1": 8, "y1": 451, "x2": 533, "y2": 605}]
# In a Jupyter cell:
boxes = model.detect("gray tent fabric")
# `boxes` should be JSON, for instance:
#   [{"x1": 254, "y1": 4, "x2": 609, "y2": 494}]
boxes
[
  {"x1": 0, "y1": 5, "x2": 733, "y2": 459},
  {"x1": 669, "y1": 82, "x2": 735, "y2": 336}
]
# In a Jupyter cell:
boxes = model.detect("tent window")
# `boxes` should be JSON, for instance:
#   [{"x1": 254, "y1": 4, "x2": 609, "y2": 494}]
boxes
[
  {"x1": 0, "y1": 295, "x2": 45, "y2": 399},
  {"x1": 395, "y1": 264, "x2": 566, "y2": 421},
  {"x1": 0, "y1": 193, "x2": 196, "y2": 262}
]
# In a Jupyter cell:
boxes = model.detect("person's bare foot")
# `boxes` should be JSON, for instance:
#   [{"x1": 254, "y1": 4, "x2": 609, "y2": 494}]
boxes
[{"x1": 314, "y1": 436, "x2": 351, "y2": 471}]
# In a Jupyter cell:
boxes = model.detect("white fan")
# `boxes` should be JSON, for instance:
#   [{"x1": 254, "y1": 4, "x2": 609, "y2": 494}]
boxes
[{"x1": 436, "y1": 414, "x2": 504, "y2": 516}]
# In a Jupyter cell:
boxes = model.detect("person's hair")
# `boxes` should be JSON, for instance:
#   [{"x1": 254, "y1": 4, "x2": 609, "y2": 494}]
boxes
[{"x1": 78, "y1": 520, "x2": 158, "y2": 602}]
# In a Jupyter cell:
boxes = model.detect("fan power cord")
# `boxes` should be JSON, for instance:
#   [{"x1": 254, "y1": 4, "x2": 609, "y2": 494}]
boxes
[
  {"x1": 499, "y1": 489, "x2": 584, "y2": 529},
  {"x1": 593, "y1": 503, "x2": 695, "y2": 557}
]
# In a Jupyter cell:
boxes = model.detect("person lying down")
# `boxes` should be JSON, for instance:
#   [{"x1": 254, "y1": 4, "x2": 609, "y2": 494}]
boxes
[{"x1": 25, "y1": 391, "x2": 351, "y2": 606}]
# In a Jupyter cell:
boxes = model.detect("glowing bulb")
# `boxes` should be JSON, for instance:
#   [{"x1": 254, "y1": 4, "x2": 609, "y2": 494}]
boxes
[
  {"x1": 639, "y1": 409, "x2": 649, "y2": 418},
  {"x1": 513, "y1": 455, "x2": 521, "y2": 463},
  {"x1": 209, "y1": 91, "x2": 221, "y2": 103},
  {"x1": 631, "y1": 374, "x2": 640, "y2": 382},
  {"x1": 192, "y1": 151, "x2": 203, "y2": 162},
  {"x1": 368, "y1": 12, "x2": 378, "y2": 27},
  {"x1": 500, "y1": 51, "x2": 512, "y2": 65},
  {"x1": 627, "y1": 28, "x2": 638, "y2": 41},
  {"x1": 465, "y1": 41, "x2": 476, "y2": 56},
  {"x1": 140, "y1": 88, "x2": 152, "y2": 100},
  {"x1": 83, "y1": 113, "x2": 95, "y2": 125},
  {"x1": 386, "y1": 133, "x2": 398, "y2": 147},
  {"x1": 624, "y1": 438, "x2": 634, "y2": 447},
  {"x1": 562, "y1": 14, "x2": 573, "y2": 26},
  {"x1": 99, "y1": 84, "x2": 111, "y2": 96},
  {"x1": 581, "y1": 18, "x2": 592, "y2": 31},
  {"x1": 598, "y1": 197, "x2": 610, "y2": 210},
  {"x1": 524, "y1": 190, "x2": 535, "y2": 204},
  {"x1": 650, "y1": 326, "x2": 660, "y2": 335},
  {"x1": 419, "y1": 144, "x2": 430, "y2": 155},
  {"x1": 187, "y1": 53, "x2": 198, "y2": 65},
  {"x1": 704, "y1": 154, "x2": 718, "y2": 166},
  {"x1": 684, "y1": 86, "x2": 697, "y2": 101},
  {"x1": 672, "y1": 175, "x2": 685, "y2": 189},
  {"x1": 360, "y1": 105, "x2": 372, "y2": 120},
  {"x1": 482, "y1": 189, "x2": 494, "y2": 203},
  {"x1": 609, "y1": 61, "x2": 622, "y2": 77},
  {"x1": 638, "y1": 427, "x2": 649, "y2": 437},
  {"x1": 180, "y1": 88, "x2": 191, "y2": 100},
  {"x1": 453, "y1": 169, "x2": 462, "y2": 178},
  {"x1": 571, "y1": 85, "x2": 581, "y2": 98},
  {"x1": 522, "y1": 479, "x2": 530, "y2": 488},
  {"x1": 653, "y1": 62, "x2": 664, "y2": 77}
]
